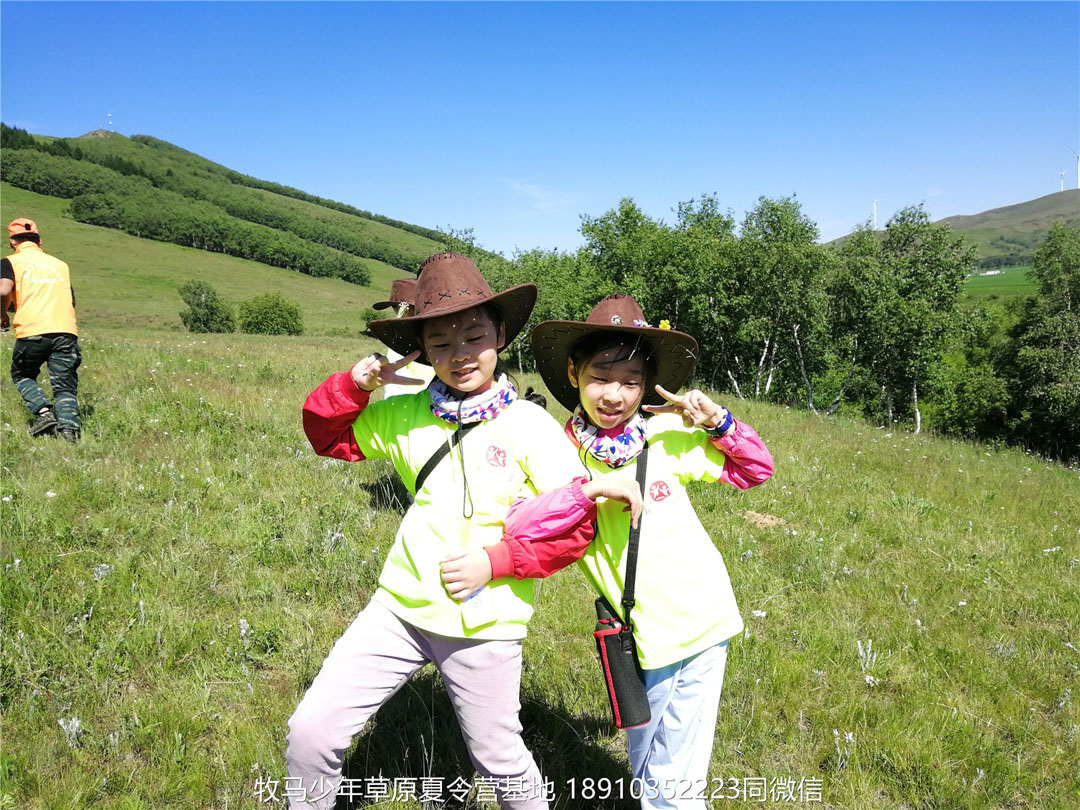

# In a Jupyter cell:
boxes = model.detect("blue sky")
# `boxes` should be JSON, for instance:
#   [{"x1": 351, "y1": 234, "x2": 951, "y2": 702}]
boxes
[{"x1": 2, "y1": 1, "x2": 1077, "y2": 257}]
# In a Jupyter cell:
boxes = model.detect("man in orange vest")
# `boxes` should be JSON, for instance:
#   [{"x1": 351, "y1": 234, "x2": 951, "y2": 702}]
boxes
[{"x1": 1, "y1": 218, "x2": 83, "y2": 442}]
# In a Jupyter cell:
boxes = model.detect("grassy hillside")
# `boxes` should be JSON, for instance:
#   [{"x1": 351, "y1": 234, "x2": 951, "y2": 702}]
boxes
[
  {"x1": 1, "y1": 125, "x2": 454, "y2": 284},
  {"x1": 939, "y1": 190, "x2": 1080, "y2": 269},
  {"x1": 0, "y1": 183, "x2": 409, "y2": 336},
  {"x1": 827, "y1": 190, "x2": 1078, "y2": 292},
  {"x1": 1, "y1": 223, "x2": 1078, "y2": 807},
  {"x1": 68, "y1": 132, "x2": 445, "y2": 259},
  {"x1": 2, "y1": 133, "x2": 1078, "y2": 809}
]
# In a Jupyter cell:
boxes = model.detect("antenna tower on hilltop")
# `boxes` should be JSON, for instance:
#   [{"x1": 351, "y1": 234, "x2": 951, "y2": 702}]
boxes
[{"x1": 107, "y1": 113, "x2": 113, "y2": 131}]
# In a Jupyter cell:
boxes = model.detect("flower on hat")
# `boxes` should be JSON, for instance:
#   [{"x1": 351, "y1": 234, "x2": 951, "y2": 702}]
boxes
[
  {"x1": 632, "y1": 319, "x2": 650, "y2": 328},
  {"x1": 659, "y1": 319, "x2": 672, "y2": 330}
]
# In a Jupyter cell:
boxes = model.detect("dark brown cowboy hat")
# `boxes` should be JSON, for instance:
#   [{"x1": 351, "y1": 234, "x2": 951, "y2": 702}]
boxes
[
  {"x1": 531, "y1": 293, "x2": 699, "y2": 411},
  {"x1": 369, "y1": 253, "x2": 536, "y2": 361},
  {"x1": 372, "y1": 277, "x2": 418, "y2": 310}
]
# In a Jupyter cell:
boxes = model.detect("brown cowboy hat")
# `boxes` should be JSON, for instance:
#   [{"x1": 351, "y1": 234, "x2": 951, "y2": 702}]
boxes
[
  {"x1": 368, "y1": 253, "x2": 536, "y2": 361},
  {"x1": 372, "y1": 277, "x2": 418, "y2": 310},
  {"x1": 531, "y1": 293, "x2": 699, "y2": 411}
]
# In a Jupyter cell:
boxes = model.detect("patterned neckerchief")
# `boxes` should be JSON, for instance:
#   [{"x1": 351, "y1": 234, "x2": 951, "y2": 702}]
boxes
[
  {"x1": 566, "y1": 407, "x2": 647, "y2": 468},
  {"x1": 429, "y1": 373, "x2": 517, "y2": 424}
]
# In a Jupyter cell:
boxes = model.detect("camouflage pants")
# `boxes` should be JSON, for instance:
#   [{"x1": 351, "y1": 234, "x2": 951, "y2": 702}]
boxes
[{"x1": 10, "y1": 333, "x2": 82, "y2": 429}]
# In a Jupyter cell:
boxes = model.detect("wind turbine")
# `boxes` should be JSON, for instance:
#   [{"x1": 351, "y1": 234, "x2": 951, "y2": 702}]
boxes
[
  {"x1": 872, "y1": 199, "x2": 879, "y2": 231},
  {"x1": 1061, "y1": 172, "x2": 1066, "y2": 193},
  {"x1": 1072, "y1": 148, "x2": 1080, "y2": 190}
]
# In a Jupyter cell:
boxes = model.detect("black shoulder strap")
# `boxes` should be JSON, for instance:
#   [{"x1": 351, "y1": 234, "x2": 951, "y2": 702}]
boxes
[
  {"x1": 414, "y1": 421, "x2": 478, "y2": 494},
  {"x1": 620, "y1": 441, "x2": 649, "y2": 628}
]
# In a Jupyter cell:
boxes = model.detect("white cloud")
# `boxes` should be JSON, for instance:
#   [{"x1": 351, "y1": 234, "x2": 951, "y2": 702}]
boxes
[{"x1": 505, "y1": 179, "x2": 581, "y2": 214}]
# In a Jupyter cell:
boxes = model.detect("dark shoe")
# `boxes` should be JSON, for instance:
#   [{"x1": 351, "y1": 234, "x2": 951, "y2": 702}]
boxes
[
  {"x1": 29, "y1": 408, "x2": 58, "y2": 437},
  {"x1": 58, "y1": 427, "x2": 81, "y2": 444}
]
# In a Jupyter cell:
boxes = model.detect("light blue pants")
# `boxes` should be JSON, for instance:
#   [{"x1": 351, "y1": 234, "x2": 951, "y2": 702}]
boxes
[{"x1": 626, "y1": 641, "x2": 728, "y2": 809}]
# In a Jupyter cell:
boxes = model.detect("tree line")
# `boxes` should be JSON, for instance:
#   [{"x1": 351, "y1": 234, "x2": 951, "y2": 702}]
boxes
[
  {"x1": 451, "y1": 196, "x2": 1077, "y2": 463},
  {"x1": 1, "y1": 145, "x2": 372, "y2": 285},
  {"x1": 127, "y1": 135, "x2": 449, "y2": 244}
]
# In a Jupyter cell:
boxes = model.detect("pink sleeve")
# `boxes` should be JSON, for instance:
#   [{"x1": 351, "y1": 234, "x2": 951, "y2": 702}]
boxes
[
  {"x1": 302, "y1": 371, "x2": 371, "y2": 461},
  {"x1": 711, "y1": 419, "x2": 774, "y2": 490},
  {"x1": 486, "y1": 478, "x2": 598, "y2": 580}
]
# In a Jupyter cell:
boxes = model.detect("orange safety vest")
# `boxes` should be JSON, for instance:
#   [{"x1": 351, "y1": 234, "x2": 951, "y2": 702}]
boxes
[{"x1": 6, "y1": 242, "x2": 78, "y2": 338}]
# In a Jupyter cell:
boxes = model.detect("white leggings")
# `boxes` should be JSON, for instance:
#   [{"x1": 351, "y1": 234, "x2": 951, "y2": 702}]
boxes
[{"x1": 286, "y1": 601, "x2": 548, "y2": 809}]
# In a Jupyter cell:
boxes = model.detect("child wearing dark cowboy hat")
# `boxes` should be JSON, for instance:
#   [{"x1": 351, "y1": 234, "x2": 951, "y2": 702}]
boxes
[
  {"x1": 482, "y1": 293, "x2": 773, "y2": 809},
  {"x1": 289, "y1": 255, "x2": 642, "y2": 810}
]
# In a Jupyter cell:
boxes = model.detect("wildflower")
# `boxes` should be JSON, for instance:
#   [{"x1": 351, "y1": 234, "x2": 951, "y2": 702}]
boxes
[
  {"x1": 1043, "y1": 546, "x2": 1061, "y2": 554},
  {"x1": 58, "y1": 716, "x2": 82, "y2": 748},
  {"x1": 752, "y1": 610, "x2": 767, "y2": 618},
  {"x1": 45, "y1": 491, "x2": 57, "y2": 498},
  {"x1": 832, "y1": 729, "x2": 853, "y2": 770},
  {"x1": 1055, "y1": 689, "x2": 1072, "y2": 712},
  {"x1": 239, "y1": 619, "x2": 251, "y2": 640},
  {"x1": 325, "y1": 529, "x2": 345, "y2": 552},
  {"x1": 740, "y1": 550, "x2": 753, "y2": 561},
  {"x1": 857, "y1": 639, "x2": 877, "y2": 672},
  {"x1": 92, "y1": 563, "x2": 114, "y2": 582}
]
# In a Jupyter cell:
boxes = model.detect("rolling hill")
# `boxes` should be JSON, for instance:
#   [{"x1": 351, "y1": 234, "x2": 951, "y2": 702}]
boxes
[
  {"x1": 824, "y1": 189, "x2": 1078, "y2": 269},
  {"x1": 0, "y1": 124, "x2": 453, "y2": 287},
  {"x1": 937, "y1": 189, "x2": 1080, "y2": 268}
]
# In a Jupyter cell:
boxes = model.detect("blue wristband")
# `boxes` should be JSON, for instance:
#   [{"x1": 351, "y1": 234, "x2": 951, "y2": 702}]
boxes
[{"x1": 706, "y1": 407, "x2": 734, "y2": 437}]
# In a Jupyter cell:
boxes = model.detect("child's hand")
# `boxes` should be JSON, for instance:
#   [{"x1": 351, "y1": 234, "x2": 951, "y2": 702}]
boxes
[
  {"x1": 582, "y1": 478, "x2": 644, "y2": 529},
  {"x1": 350, "y1": 351, "x2": 423, "y2": 392},
  {"x1": 440, "y1": 550, "x2": 494, "y2": 601},
  {"x1": 643, "y1": 385, "x2": 730, "y2": 432}
]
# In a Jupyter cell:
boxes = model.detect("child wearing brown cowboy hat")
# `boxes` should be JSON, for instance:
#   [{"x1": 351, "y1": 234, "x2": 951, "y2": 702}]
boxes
[
  {"x1": 477, "y1": 293, "x2": 774, "y2": 809},
  {"x1": 290, "y1": 255, "x2": 643, "y2": 810}
]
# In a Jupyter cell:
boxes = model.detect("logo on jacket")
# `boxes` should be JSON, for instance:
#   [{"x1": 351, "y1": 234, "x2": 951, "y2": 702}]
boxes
[
  {"x1": 486, "y1": 445, "x2": 507, "y2": 468},
  {"x1": 649, "y1": 481, "x2": 671, "y2": 501}
]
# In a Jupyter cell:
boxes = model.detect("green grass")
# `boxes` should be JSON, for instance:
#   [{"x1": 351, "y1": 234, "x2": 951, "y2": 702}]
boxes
[
  {"x1": 963, "y1": 266, "x2": 1037, "y2": 299},
  {"x1": 2, "y1": 200, "x2": 1078, "y2": 809}
]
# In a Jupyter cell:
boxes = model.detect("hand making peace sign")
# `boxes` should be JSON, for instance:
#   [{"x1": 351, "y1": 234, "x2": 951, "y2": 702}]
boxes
[
  {"x1": 351, "y1": 351, "x2": 425, "y2": 392},
  {"x1": 641, "y1": 384, "x2": 732, "y2": 432}
]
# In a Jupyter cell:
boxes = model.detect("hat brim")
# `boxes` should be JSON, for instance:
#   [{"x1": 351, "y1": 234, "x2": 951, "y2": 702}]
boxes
[
  {"x1": 369, "y1": 283, "x2": 537, "y2": 362},
  {"x1": 531, "y1": 320, "x2": 699, "y2": 411}
]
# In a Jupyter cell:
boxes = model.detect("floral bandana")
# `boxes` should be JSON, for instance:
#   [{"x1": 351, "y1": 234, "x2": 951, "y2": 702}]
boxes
[
  {"x1": 429, "y1": 373, "x2": 517, "y2": 424},
  {"x1": 567, "y1": 407, "x2": 647, "y2": 468}
]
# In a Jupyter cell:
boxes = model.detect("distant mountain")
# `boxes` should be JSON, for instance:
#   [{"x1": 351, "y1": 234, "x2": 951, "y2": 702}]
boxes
[
  {"x1": 935, "y1": 190, "x2": 1079, "y2": 268},
  {"x1": 826, "y1": 190, "x2": 1079, "y2": 269},
  {"x1": 0, "y1": 124, "x2": 451, "y2": 285}
]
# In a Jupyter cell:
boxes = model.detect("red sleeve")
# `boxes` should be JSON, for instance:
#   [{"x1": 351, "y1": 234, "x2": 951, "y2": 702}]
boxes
[
  {"x1": 302, "y1": 371, "x2": 371, "y2": 461},
  {"x1": 486, "y1": 478, "x2": 598, "y2": 580},
  {"x1": 711, "y1": 419, "x2": 774, "y2": 490}
]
